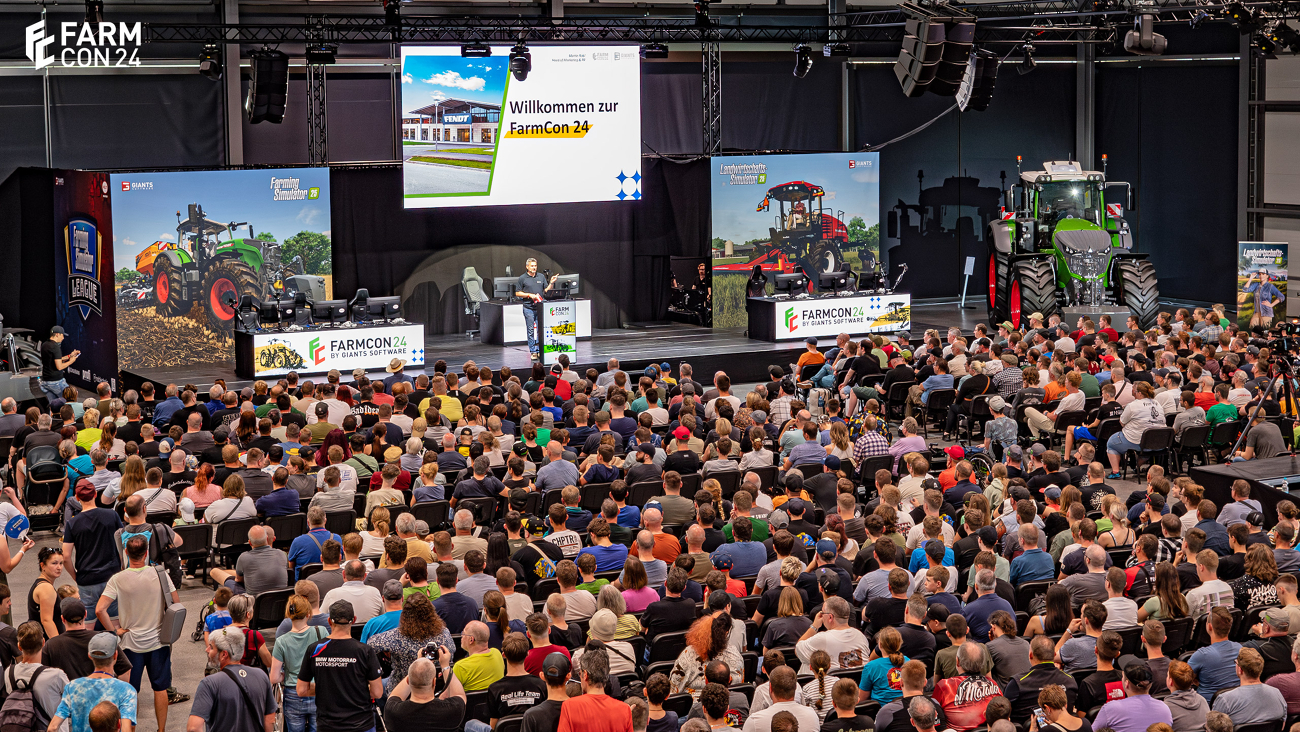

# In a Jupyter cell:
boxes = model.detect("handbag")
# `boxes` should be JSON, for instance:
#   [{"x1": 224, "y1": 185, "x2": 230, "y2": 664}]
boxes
[{"x1": 156, "y1": 565, "x2": 188, "y2": 646}]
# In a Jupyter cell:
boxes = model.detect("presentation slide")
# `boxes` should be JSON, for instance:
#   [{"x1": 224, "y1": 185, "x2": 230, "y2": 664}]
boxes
[{"x1": 400, "y1": 45, "x2": 642, "y2": 209}]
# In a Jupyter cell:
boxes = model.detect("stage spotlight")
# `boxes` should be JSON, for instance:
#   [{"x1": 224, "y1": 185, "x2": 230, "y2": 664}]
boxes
[
  {"x1": 305, "y1": 44, "x2": 337, "y2": 65},
  {"x1": 1270, "y1": 22, "x2": 1300, "y2": 53},
  {"x1": 509, "y1": 42, "x2": 531, "y2": 81},
  {"x1": 1226, "y1": 2, "x2": 1258, "y2": 33},
  {"x1": 1018, "y1": 43, "x2": 1036, "y2": 75},
  {"x1": 1189, "y1": 9, "x2": 1210, "y2": 29},
  {"x1": 85, "y1": 0, "x2": 103, "y2": 25},
  {"x1": 461, "y1": 42, "x2": 492, "y2": 58},
  {"x1": 823, "y1": 43, "x2": 852, "y2": 57},
  {"x1": 198, "y1": 44, "x2": 222, "y2": 80},
  {"x1": 1124, "y1": 13, "x2": 1167, "y2": 55},
  {"x1": 640, "y1": 43, "x2": 669, "y2": 59},
  {"x1": 1254, "y1": 32, "x2": 1279, "y2": 57},
  {"x1": 793, "y1": 44, "x2": 814, "y2": 78}
]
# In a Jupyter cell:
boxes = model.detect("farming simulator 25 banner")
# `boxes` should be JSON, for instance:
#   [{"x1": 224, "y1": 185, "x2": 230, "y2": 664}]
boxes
[
  {"x1": 53, "y1": 170, "x2": 118, "y2": 391},
  {"x1": 1238, "y1": 241, "x2": 1289, "y2": 329},
  {"x1": 108, "y1": 168, "x2": 333, "y2": 369},
  {"x1": 400, "y1": 45, "x2": 641, "y2": 209},
  {"x1": 709, "y1": 152, "x2": 881, "y2": 329}
]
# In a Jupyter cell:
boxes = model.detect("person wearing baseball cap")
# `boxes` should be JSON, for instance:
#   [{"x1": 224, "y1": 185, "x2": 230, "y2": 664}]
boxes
[
  {"x1": 937, "y1": 445, "x2": 965, "y2": 489},
  {"x1": 1243, "y1": 608, "x2": 1294, "y2": 680},
  {"x1": 709, "y1": 551, "x2": 746, "y2": 598},
  {"x1": 663, "y1": 427, "x2": 702, "y2": 475},
  {"x1": 298, "y1": 599, "x2": 384, "y2": 732},
  {"x1": 360, "y1": 579, "x2": 407, "y2": 643},
  {"x1": 522, "y1": 651, "x2": 572, "y2": 731},
  {"x1": 38, "y1": 325, "x2": 80, "y2": 404},
  {"x1": 46, "y1": 632, "x2": 136, "y2": 732},
  {"x1": 811, "y1": 539, "x2": 853, "y2": 601},
  {"x1": 796, "y1": 337, "x2": 825, "y2": 386},
  {"x1": 982, "y1": 395, "x2": 1019, "y2": 457}
]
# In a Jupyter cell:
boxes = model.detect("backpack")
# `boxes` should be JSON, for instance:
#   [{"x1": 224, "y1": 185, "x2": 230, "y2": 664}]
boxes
[{"x1": 0, "y1": 666, "x2": 50, "y2": 732}]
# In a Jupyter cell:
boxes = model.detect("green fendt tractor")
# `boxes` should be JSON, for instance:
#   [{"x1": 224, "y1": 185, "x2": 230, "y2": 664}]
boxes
[
  {"x1": 986, "y1": 160, "x2": 1159, "y2": 329},
  {"x1": 136, "y1": 203, "x2": 326, "y2": 333}
]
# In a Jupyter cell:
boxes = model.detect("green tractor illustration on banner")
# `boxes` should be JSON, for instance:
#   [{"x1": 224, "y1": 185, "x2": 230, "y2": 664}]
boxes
[
  {"x1": 256, "y1": 339, "x2": 306, "y2": 371},
  {"x1": 986, "y1": 160, "x2": 1159, "y2": 329},
  {"x1": 134, "y1": 203, "x2": 327, "y2": 333}
]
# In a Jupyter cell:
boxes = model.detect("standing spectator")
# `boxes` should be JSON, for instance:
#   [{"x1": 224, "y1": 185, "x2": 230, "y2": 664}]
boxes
[
  {"x1": 557, "y1": 647, "x2": 635, "y2": 732},
  {"x1": 40, "y1": 598, "x2": 132, "y2": 680},
  {"x1": 321, "y1": 560, "x2": 384, "y2": 624},
  {"x1": 384, "y1": 654, "x2": 468, "y2": 732},
  {"x1": 48, "y1": 633, "x2": 137, "y2": 732},
  {"x1": 61, "y1": 480, "x2": 123, "y2": 623},
  {"x1": 189, "y1": 626, "x2": 278, "y2": 732},
  {"x1": 96, "y1": 534, "x2": 180, "y2": 730},
  {"x1": 4, "y1": 620, "x2": 68, "y2": 730},
  {"x1": 270, "y1": 594, "x2": 329, "y2": 732},
  {"x1": 1210, "y1": 647, "x2": 1288, "y2": 726},
  {"x1": 297, "y1": 600, "x2": 384, "y2": 732}
]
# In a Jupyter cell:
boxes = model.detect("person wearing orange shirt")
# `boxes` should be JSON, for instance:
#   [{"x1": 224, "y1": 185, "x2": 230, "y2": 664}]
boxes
[
  {"x1": 556, "y1": 647, "x2": 634, "y2": 732},
  {"x1": 795, "y1": 338, "x2": 826, "y2": 380}
]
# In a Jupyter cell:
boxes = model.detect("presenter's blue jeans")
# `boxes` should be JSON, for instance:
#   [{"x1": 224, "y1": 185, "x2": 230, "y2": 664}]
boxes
[{"x1": 524, "y1": 304, "x2": 539, "y2": 354}]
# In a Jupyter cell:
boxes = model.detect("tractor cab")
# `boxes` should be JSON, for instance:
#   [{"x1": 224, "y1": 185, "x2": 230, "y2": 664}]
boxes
[
  {"x1": 756, "y1": 181, "x2": 851, "y2": 275},
  {"x1": 176, "y1": 203, "x2": 241, "y2": 260},
  {"x1": 759, "y1": 181, "x2": 828, "y2": 233}
]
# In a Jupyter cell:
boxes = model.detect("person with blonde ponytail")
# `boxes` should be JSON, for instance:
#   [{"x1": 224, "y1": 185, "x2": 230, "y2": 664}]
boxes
[
  {"x1": 361, "y1": 505, "x2": 390, "y2": 556},
  {"x1": 801, "y1": 649, "x2": 835, "y2": 722},
  {"x1": 859, "y1": 626, "x2": 910, "y2": 703}
]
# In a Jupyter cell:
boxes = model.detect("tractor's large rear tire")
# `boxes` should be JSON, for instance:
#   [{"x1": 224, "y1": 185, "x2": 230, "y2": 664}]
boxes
[
  {"x1": 987, "y1": 249, "x2": 1010, "y2": 325},
  {"x1": 1009, "y1": 257, "x2": 1059, "y2": 329},
  {"x1": 202, "y1": 261, "x2": 262, "y2": 334},
  {"x1": 803, "y1": 241, "x2": 844, "y2": 275},
  {"x1": 1117, "y1": 257, "x2": 1159, "y2": 330},
  {"x1": 153, "y1": 258, "x2": 188, "y2": 318}
]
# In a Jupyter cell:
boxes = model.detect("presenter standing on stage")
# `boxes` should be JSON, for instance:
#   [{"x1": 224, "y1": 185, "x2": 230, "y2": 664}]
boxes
[{"x1": 515, "y1": 257, "x2": 557, "y2": 361}]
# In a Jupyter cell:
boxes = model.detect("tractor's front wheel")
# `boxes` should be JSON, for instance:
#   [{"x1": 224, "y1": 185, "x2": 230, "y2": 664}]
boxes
[
  {"x1": 988, "y1": 249, "x2": 1010, "y2": 325},
  {"x1": 1116, "y1": 257, "x2": 1160, "y2": 330},
  {"x1": 803, "y1": 241, "x2": 844, "y2": 276},
  {"x1": 202, "y1": 261, "x2": 262, "y2": 333},
  {"x1": 1009, "y1": 257, "x2": 1059, "y2": 329},
  {"x1": 153, "y1": 258, "x2": 188, "y2": 318}
]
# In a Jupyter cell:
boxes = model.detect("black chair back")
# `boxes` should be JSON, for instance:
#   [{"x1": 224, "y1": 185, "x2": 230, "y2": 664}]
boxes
[
  {"x1": 580, "y1": 483, "x2": 613, "y2": 513},
  {"x1": 680, "y1": 472, "x2": 702, "y2": 496},
  {"x1": 628, "y1": 481, "x2": 664, "y2": 507},
  {"x1": 459, "y1": 496, "x2": 497, "y2": 526},
  {"x1": 324, "y1": 510, "x2": 356, "y2": 536},
  {"x1": 1014, "y1": 580, "x2": 1056, "y2": 612},
  {"x1": 648, "y1": 630, "x2": 690, "y2": 664},
  {"x1": 250, "y1": 588, "x2": 295, "y2": 631},
  {"x1": 174, "y1": 523, "x2": 213, "y2": 560},
  {"x1": 712, "y1": 471, "x2": 742, "y2": 500},
  {"x1": 411, "y1": 500, "x2": 451, "y2": 529},
  {"x1": 265, "y1": 513, "x2": 308, "y2": 548},
  {"x1": 750, "y1": 466, "x2": 778, "y2": 491},
  {"x1": 213, "y1": 517, "x2": 260, "y2": 548}
]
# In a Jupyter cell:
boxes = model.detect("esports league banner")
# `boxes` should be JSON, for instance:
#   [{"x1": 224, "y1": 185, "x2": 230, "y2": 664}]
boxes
[
  {"x1": 52, "y1": 171, "x2": 117, "y2": 391},
  {"x1": 542, "y1": 300, "x2": 577, "y2": 365},
  {"x1": 1238, "y1": 241, "x2": 1288, "y2": 329}
]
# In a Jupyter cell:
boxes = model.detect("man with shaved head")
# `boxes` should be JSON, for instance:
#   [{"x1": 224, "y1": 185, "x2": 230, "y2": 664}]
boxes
[
  {"x1": 453, "y1": 621, "x2": 505, "y2": 691},
  {"x1": 210, "y1": 524, "x2": 288, "y2": 595},
  {"x1": 634, "y1": 508, "x2": 681, "y2": 565}
]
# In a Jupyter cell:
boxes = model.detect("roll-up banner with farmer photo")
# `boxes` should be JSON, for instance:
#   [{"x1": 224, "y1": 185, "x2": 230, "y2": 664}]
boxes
[
  {"x1": 709, "y1": 153, "x2": 881, "y2": 329},
  {"x1": 109, "y1": 168, "x2": 332, "y2": 369},
  {"x1": 1238, "y1": 242, "x2": 1288, "y2": 330}
]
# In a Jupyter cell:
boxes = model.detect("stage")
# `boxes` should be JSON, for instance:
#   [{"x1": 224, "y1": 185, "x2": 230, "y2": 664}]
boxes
[{"x1": 117, "y1": 299, "x2": 966, "y2": 395}]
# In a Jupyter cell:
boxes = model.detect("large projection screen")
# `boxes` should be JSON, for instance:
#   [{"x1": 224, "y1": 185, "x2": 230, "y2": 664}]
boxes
[{"x1": 400, "y1": 45, "x2": 642, "y2": 209}]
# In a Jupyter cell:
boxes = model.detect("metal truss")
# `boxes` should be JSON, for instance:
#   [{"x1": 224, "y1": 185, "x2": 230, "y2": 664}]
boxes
[
  {"x1": 307, "y1": 63, "x2": 328, "y2": 164},
  {"x1": 143, "y1": 0, "x2": 1300, "y2": 46},
  {"x1": 703, "y1": 40, "x2": 722, "y2": 154}
]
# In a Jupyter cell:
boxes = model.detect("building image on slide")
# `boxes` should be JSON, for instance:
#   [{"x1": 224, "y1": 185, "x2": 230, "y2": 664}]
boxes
[{"x1": 401, "y1": 50, "x2": 508, "y2": 199}]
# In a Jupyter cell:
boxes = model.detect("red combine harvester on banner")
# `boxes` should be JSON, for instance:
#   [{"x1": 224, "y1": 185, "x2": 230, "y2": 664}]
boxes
[{"x1": 713, "y1": 180, "x2": 866, "y2": 280}]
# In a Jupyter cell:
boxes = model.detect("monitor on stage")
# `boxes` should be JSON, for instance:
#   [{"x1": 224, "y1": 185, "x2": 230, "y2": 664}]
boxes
[{"x1": 400, "y1": 45, "x2": 642, "y2": 209}]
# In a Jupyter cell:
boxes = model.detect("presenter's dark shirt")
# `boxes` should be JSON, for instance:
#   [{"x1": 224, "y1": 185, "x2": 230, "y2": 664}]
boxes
[{"x1": 517, "y1": 273, "x2": 548, "y2": 299}]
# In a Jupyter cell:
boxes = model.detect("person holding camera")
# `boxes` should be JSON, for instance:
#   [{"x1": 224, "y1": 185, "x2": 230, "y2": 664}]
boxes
[{"x1": 384, "y1": 645, "x2": 468, "y2": 731}]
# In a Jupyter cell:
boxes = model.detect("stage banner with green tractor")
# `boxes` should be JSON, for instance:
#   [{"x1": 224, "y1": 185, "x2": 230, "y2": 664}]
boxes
[
  {"x1": 1237, "y1": 241, "x2": 1288, "y2": 330},
  {"x1": 708, "y1": 153, "x2": 881, "y2": 329},
  {"x1": 108, "y1": 168, "x2": 332, "y2": 369}
]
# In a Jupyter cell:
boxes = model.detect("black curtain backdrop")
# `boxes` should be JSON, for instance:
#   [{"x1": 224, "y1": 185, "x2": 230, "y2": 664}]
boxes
[
  {"x1": 1097, "y1": 59, "x2": 1239, "y2": 305},
  {"x1": 330, "y1": 158, "x2": 710, "y2": 334},
  {"x1": 854, "y1": 62, "x2": 1078, "y2": 300}
]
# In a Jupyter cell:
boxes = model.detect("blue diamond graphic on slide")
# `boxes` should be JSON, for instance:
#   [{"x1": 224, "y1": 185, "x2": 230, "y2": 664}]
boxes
[
  {"x1": 633, "y1": 171, "x2": 642, "y2": 184},
  {"x1": 633, "y1": 190, "x2": 642, "y2": 200},
  {"x1": 617, "y1": 171, "x2": 628, "y2": 184},
  {"x1": 617, "y1": 190, "x2": 628, "y2": 201}
]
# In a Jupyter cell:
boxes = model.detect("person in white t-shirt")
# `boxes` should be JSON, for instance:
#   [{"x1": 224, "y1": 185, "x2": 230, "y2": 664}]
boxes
[
  {"x1": 1186, "y1": 549, "x2": 1236, "y2": 620},
  {"x1": 794, "y1": 596, "x2": 870, "y2": 671},
  {"x1": 1102, "y1": 566, "x2": 1139, "y2": 629}
]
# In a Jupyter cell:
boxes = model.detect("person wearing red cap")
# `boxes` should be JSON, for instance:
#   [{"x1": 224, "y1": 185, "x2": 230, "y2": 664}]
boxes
[
  {"x1": 937, "y1": 446, "x2": 964, "y2": 490},
  {"x1": 662, "y1": 427, "x2": 701, "y2": 475}
]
